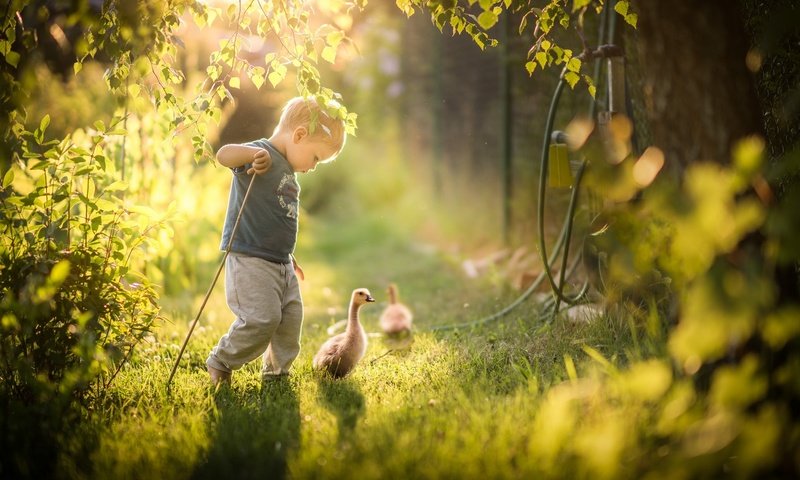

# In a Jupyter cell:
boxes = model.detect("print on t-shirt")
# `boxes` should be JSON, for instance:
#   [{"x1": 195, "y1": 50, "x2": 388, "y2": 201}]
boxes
[{"x1": 276, "y1": 173, "x2": 299, "y2": 219}]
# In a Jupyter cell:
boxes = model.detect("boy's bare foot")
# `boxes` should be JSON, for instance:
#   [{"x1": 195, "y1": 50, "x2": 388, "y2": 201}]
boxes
[{"x1": 207, "y1": 365, "x2": 231, "y2": 386}]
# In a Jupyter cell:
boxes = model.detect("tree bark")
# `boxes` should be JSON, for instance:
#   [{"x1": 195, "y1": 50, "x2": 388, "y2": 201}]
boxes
[{"x1": 628, "y1": 1, "x2": 763, "y2": 173}]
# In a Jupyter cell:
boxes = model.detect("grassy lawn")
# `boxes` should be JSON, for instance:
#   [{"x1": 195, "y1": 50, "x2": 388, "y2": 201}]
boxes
[{"x1": 87, "y1": 211, "x2": 644, "y2": 479}]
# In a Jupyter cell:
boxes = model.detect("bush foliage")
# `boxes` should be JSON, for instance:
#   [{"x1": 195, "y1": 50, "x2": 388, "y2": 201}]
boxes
[{"x1": 0, "y1": 117, "x2": 166, "y2": 477}]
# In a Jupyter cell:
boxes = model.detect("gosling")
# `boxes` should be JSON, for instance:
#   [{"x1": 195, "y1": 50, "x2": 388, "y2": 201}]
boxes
[
  {"x1": 313, "y1": 288, "x2": 375, "y2": 378},
  {"x1": 379, "y1": 283, "x2": 413, "y2": 336}
]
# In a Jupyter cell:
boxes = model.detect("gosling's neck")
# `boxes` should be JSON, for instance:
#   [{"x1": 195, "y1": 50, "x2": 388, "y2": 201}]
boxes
[
  {"x1": 345, "y1": 301, "x2": 362, "y2": 336},
  {"x1": 388, "y1": 286, "x2": 398, "y2": 305}
]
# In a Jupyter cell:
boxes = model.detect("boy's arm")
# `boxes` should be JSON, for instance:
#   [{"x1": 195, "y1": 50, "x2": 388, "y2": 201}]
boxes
[{"x1": 217, "y1": 144, "x2": 272, "y2": 175}]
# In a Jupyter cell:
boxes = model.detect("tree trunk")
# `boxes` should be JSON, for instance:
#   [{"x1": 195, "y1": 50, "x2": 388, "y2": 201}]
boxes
[{"x1": 628, "y1": 1, "x2": 763, "y2": 173}]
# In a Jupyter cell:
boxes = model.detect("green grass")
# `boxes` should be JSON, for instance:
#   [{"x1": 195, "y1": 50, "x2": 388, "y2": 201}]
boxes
[{"x1": 84, "y1": 211, "x2": 645, "y2": 479}]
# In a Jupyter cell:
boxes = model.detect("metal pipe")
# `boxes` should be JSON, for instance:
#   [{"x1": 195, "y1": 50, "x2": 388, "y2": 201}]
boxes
[{"x1": 608, "y1": 56, "x2": 626, "y2": 113}]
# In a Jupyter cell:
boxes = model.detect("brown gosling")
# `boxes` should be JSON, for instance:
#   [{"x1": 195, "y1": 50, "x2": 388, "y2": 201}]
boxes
[
  {"x1": 313, "y1": 288, "x2": 375, "y2": 378},
  {"x1": 379, "y1": 283, "x2": 413, "y2": 335}
]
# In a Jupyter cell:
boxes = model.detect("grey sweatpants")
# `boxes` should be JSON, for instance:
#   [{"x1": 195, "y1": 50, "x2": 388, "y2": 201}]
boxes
[{"x1": 206, "y1": 252, "x2": 303, "y2": 378}]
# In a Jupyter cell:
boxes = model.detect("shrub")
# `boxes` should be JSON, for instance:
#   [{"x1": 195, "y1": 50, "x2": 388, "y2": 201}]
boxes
[{"x1": 0, "y1": 117, "x2": 164, "y2": 478}]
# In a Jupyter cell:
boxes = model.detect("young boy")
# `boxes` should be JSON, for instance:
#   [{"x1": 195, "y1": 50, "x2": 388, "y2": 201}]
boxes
[{"x1": 206, "y1": 97, "x2": 346, "y2": 385}]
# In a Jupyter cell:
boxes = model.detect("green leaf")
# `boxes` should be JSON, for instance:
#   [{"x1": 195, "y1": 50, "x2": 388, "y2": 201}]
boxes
[
  {"x1": 5, "y1": 50, "x2": 20, "y2": 68},
  {"x1": 193, "y1": 9, "x2": 207, "y2": 27},
  {"x1": 564, "y1": 355, "x2": 578, "y2": 382},
  {"x1": 582, "y1": 345, "x2": 616, "y2": 372},
  {"x1": 128, "y1": 205, "x2": 158, "y2": 217},
  {"x1": 564, "y1": 71, "x2": 580, "y2": 88},
  {"x1": 477, "y1": 11, "x2": 498, "y2": 30},
  {"x1": 733, "y1": 135, "x2": 765, "y2": 181},
  {"x1": 625, "y1": 12, "x2": 638, "y2": 28},
  {"x1": 94, "y1": 198, "x2": 116, "y2": 211},
  {"x1": 74, "y1": 62, "x2": 83, "y2": 74},
  {"x1": 2, "y1": 169, "x2": 14, "y2": 188},
  {"x1": 518, "y1": 14, "x2": 528, "y2": 35},
  {"x1": 322, "y1": 45, "x2": 337, "y2": 63},
  {"x1": 1, "y1": 314, "x2": 19, "y2": 329},
  {"x1": 128, "y1": 83, "x2": 141, "y2": 98},
  {"x1": 572, "y1": 0, "x2": 591, "y2": 12},
  {"x1": 249, "y1": 67, "x2": 265, "y2": 89},
  {"x1": 540, "y1": 7, "x2": 554, "y2": 33},
  {"x1": 40, "y1": 114, "x2": 51, "y2": 134},
  {"x1": 268, "y1": 70, "x2": 284, "y2": 87},
  {"x1": 434, "y1": 11, "x2": 448, "y2": 32},
  {"x1": 559, "y1": 10, "x2": 570, "y2": 28},
  {"x1": 583, "y1": 74, "x2": 597, "y2": 98},
  {"x1": 49, "y1": 260, "x2": 71, "y2": 285},
  {"x1": 103, "y1": 181, "x2": 129, "y2": 192},
  {"x1": 397, "y1": 0, "x2": 415, "y2": 17},
  {"x1": 614, "y1": 0, "x2": 629, "y2": 16},
  {"x1": 525, "y1": 60, "x2": 537, "y2": 75},
  {"x1": 452, "y1": 15, "x2": 465, "y2": 34},
  {"x1": 326, "y1": 31, "x2": 345, "y2": 48},
  {"x1": 4, "y1": 195, "x2": 22, "y2": 206},
  {"x1": 535, "y1": 51, "x2": 548, "y2": 68},
  {"x1": 567, "y1": 57, "x2": 582, "y2": 72},
  {"x1": 229, "y1": 76, "x2": 240, "y2": 89}
]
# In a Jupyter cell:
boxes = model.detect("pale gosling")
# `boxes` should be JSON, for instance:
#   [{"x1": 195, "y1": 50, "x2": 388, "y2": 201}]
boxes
[
  {"x1": 379, "y1": 283, "x2": 413, "y2": 335},
  {"x1": 313, "y1": 288, "x2": 375, "y2": 378}
]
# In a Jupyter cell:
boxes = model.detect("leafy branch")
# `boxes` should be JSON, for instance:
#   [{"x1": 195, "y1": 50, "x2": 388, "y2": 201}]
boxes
[{"x1": 397, "y1": 0, "x2": 638, "y2": 94}]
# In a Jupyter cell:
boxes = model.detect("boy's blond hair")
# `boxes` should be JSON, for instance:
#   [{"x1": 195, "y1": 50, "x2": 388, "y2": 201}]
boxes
[{"x1": 275, "y1": 97, "x2": 346, "y2": 156}]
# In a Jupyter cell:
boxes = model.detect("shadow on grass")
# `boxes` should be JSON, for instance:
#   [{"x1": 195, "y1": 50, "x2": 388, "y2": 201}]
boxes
[
  {"x1": 192, "y1": 378, "x2": 300, "y2": 480},
  {"x1": 381, "y1": 330, "x2": 415, "y2": 352},
  {"x1": 316, "y1": 376, "x2": 365, "y2": 443}
]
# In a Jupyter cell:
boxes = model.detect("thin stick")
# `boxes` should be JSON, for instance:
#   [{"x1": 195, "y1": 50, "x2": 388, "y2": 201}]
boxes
[
  {"x1": 369, "y1": 349, "x2": 395, "y2": 365},
  {"x1": 166, "y1": 173, "x2": 257, "y2": 390}
]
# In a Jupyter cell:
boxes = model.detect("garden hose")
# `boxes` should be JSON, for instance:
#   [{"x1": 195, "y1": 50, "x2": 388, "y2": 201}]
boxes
[
  {"x1": 536, "y1": 74, "x2": 586, "y2": 310},
  {"x1": 550, "y1": 158, "x2": 590, "y2": 320},
  {"x1": 166, "y1": 173, "x2": 257, "y2": 390}
]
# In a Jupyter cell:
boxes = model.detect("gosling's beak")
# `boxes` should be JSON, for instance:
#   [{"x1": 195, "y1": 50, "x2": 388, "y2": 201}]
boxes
[{"x1": 366, "y1": 295, "x2": 375, "y2": 302}]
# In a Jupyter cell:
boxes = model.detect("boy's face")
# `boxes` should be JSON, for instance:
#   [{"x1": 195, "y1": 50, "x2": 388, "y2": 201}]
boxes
[{"x1": 286, "y1": 126, "x2": 339, "y2": 173}]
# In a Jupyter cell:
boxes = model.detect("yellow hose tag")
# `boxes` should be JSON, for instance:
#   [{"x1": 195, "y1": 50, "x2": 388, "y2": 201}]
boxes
[{"x1": 548, "y1": 143, "x2": 573, "y2": 188}]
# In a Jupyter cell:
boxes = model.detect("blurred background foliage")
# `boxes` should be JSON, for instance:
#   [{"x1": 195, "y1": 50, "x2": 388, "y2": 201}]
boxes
[{"x1": 1, "y1": 0, "x2": 799, "y2": 478}]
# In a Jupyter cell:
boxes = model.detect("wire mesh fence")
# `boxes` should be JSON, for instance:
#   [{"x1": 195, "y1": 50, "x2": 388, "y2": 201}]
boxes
[{"x1": 396, "y1": 12, "x2": 594, "y2": 248}]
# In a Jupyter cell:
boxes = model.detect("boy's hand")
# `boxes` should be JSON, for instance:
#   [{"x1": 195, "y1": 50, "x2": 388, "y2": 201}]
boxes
[
  {"x1": 247, "y1": 149, "x2": 272, "y2": 175},
  {"x1": 292, "y1": 255, "x2": 305, "y2": 281}
]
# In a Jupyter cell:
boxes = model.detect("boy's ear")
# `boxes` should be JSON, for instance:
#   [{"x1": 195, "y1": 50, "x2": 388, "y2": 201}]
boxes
[{"x1": 292, "y1": 126, "x2": 308, "y2": 144}]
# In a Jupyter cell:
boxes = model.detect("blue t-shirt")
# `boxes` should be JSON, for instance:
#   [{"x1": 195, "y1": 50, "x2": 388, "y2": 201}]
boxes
[{"x1": 219, "y1": 139, "x2": 299, "y2": 264}]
